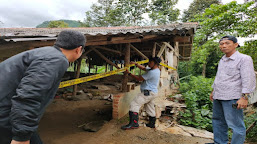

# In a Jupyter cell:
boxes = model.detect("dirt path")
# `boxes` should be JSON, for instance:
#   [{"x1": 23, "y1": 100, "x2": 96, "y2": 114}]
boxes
[{"x1": 38, "y1": 99, "x2": 214, "y2": 144}]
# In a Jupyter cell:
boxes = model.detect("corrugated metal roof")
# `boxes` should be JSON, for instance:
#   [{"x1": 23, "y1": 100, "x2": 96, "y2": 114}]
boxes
[{"x1": 0, "y1": 23, "x2": 198, "y2": 37}]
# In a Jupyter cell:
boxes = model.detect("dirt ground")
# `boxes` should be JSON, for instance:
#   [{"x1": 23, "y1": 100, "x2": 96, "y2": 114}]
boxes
[{"x1": 38, "y1": 99, "x2": 215, "y2": 144}]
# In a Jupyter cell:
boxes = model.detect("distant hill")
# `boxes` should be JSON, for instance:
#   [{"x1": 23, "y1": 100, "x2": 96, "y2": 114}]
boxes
[{"x1": 36, "y1": 20, "x2": 82, "y2": 28}]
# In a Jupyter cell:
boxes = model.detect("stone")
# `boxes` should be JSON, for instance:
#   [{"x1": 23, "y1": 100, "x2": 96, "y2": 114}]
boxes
[
  {"x1": 83, "y1": 120, "x2": 106, "y2": 132},
  {"x1": 103, "y1": 94, "x2": 113, "y2": 101}
]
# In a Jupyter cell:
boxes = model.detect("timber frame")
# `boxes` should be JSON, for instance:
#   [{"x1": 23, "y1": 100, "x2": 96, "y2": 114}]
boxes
[{"x1": 0, "y1": 22, "x2": 198, "y2": 97}]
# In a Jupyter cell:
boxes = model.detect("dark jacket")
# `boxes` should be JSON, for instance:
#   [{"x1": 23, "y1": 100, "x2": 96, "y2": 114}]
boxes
[{"x1": 0, "y1": 46, "x2": 69, "y2": 141}]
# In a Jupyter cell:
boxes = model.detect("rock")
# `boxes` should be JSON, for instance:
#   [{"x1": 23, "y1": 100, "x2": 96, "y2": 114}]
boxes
[
  {"x1": 86, "y1": 93, "x2": 93, "y2": 100},
  {"x1": 76, "y1": 90, "x2": 84, "y2": 95},
  {"x1": 83, "y1": 120, "x2": 106, "y2": 132},
  {"x1": 103, "y1": 94, "x2": 113, "y2": 101},
  {"x1": 83, "y1": 89, "x2": 89, "y2": 93}
]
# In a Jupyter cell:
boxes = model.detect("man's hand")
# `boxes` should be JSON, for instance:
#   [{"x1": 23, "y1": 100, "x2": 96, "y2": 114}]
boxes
[
  {"x1": 11, "y1": 140, "x2": 30, "y2": 144},
  {"x1": 209, "y1": 91, "x2": 213, "y2": 101},
  {"x1": 237, "y1": 97, "x2": 248, "y2": 109}
]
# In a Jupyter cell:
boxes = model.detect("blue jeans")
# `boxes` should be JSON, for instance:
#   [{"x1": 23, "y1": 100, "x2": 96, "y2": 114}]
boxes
[{"x1": 212, "y1": 99, "x2": 246, "y2": 144}]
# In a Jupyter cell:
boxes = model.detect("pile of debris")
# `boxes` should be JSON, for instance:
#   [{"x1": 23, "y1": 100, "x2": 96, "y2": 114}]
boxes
[{"x1": 139, "y1": 94, "x2": 214, "y2": 140}]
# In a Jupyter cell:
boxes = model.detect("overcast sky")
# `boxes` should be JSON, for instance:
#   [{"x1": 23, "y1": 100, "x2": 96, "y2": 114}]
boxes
[{"x1": 0, "y1": 0, "x2": 244, "y2": 28}]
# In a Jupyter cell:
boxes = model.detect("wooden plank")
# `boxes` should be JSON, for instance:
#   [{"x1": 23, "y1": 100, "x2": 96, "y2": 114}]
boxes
[
  {"x1": 163, "y1": 42, "x2": 175, "y2": 51},
  {"x1": 94, "y1": 46, "x2": 121, "y2": 55},
  {"x1": 174, "y1": 36, "x2": 191, "y2": 43},
  {"x1": 92, "y1": 47, "x2": 120, "y2": 69},
  {"x1": 130, "y1": 44, "x2": 148, "y2": 59},
  {"x1": 163, "y1": 42, "x2": 179, "y2": 57},
  {"x1": 122, "y1": 43, "x2": 130, "y2": 92},
  {"x1": 157, "y1": 43, "x2": 167, "y2": 57},
  {"x1": 86, "y1": 39, "x2": 142, "y2": 46}
]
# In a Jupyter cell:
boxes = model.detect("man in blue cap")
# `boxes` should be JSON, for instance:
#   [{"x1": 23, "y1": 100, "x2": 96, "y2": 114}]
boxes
[
  {"x1": 0, "y1": 30, "x2": 86, "y2": 144},
  {"x1": 121, "y1": 57, "x2": 161, "y2": 130},
  {"x1": 209, "y1": 36, "x2": 256, "y2": 144}
]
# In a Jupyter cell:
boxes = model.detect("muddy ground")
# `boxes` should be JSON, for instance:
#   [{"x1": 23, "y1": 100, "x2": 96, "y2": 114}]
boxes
[{"x1": 38, "y1": 99, "x2": 215, "y2": 144}]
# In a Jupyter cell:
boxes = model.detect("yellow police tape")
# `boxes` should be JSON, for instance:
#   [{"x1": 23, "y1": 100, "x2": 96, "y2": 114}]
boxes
[{"x1": 59, "y1": 59, "x2": 176, "y2": 88}]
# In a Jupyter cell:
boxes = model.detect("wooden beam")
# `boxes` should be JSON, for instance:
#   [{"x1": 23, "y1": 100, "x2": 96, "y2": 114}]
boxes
[
  {"x1": 92, "y1": 47, "x2": 120, "y2": 69},
  {"x1": 122, "y1": 43, "x2": 130, "y2": 92},
  {"x1": 81, "y1": 48, "x2": 93, "y2": 58},
  {"x1": 157, "y1": 43, "x2": 167, "y2": 57},
  {"x1": 86, "y1": 39, "x2": 142, "y2": 46},
  {"x1": 130, "y1": 44, "x2": 148, "y2": 59},
  {"x1": 94, "y1": 46, "x2": 121, "y2": 55},
  {"x1": 174, "y1": 36, "x2": 191, "y2": 42},
  {"x1": 72, "y1": 58, "x2": 82, "y2": 97},
  {"x1": 163, "y1": 42, "x2": 175, "y2": 51}
]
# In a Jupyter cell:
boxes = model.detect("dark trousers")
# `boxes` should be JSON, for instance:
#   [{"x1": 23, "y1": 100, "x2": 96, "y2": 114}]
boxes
[{"x1": 0, "y1": 127, "x2": 43, "y2": 144}]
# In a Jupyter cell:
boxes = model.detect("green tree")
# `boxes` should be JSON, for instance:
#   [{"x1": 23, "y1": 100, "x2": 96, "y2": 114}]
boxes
[
  {"x1": 181, "y1": 0, "x2": 220, "y2": 22},
  {"x1": 189, "y1": 1, "x2": 257, "y2": 77},
  {"x1": 117, "y1": 0, "x2": 149, "y2": 26},
  {"x1": 83, "y1": 0, "x2": 126, "y2": 27},
  {"x1": 47, "y1": 21, "x2": 69, "y2": 28},
  {"x1": 149, "y1": 0, "x2": 180, "y2": 25}
]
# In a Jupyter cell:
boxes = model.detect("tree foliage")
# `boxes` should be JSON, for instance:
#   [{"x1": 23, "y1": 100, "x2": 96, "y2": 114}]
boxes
[
  {"x1": 189, "y1": 1, "x2": 257, "y2": 77},
  {"x1": 83, "y1": 0, "x2": 180, "y2": 27},
  {"x1": 149, "y1": 0, "x2": 180, "y2": 25},
  {"x1": 182, "y1": 0, "x2": 220, "y2": 22},
  {"x1": 47, "y1": 21, "x2": 69, "y2": 28},
  {"x1": 83, "y1": 0, "x2": 126, "y2": 27}
]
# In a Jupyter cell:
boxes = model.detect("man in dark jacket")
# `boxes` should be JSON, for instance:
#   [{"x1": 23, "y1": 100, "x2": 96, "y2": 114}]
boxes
[{"x1": 0, "y1": 30, "x2": 86, "y2": 144}]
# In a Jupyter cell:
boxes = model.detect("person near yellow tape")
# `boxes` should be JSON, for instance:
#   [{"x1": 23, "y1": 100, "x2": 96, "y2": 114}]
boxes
[
  {"x1": 121, "y1": 57, "x2": 161, "y2": 130},
  {"x1": 0, "y1": 30, "x2": 86, "y2": 144}
]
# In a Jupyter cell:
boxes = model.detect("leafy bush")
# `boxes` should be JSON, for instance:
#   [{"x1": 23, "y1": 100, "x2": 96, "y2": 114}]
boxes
[
  {"x1": 178, "y1": 76, "x2": 214, "y2": 131},
  {"x1": 245, "y1": 108, "x2": 257, "y2": 142},
  {"x1": 178, "y1": 61, "x2": 191, "y2": 79}
]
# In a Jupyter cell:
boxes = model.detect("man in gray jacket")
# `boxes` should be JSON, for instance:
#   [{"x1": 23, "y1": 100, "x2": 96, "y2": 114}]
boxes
[{"x1": 0, "y1": 30, "x2": 86, "y2": 144}]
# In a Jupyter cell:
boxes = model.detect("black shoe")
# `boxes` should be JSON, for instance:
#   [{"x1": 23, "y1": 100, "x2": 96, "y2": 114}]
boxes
[
  {"x1": 121, "y1": 111, "x2": 139, "y2": 130},
  {"x1": 146, "y1": 116, "x2": 156, "y2": 128}
]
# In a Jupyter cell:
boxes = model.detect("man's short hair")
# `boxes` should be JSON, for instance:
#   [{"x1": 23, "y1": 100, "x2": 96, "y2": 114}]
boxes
[
  {"x1": 54, "y1": 30, "x2": 86, "y2": 50},
  {"x1": 149, "y1": 57, "x2": 162, "y2": 65},
  {"x1": 219, "y1": 35, "x2": 240, "y2": 47}
]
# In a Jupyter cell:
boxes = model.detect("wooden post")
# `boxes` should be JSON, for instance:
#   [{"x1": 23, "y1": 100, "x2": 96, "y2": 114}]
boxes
[
  {"x1": 88, "y1": 59, "x2": 91, "y2": 76},
  {"x1": 105, "y1": 63, "x2": 108, "y2": 72},
  {"x1": 122, "y1": 43, "x2": 130, "y2": 92},
  {"x1": 152, "y1": 42, "x2": 156, "y2": 57},
  {"x1": 157, "y1": 43, "x2": 167, "y2": 57},
  {"x1": 72, "y1": 58, "x2": 82, "y2": 97}
]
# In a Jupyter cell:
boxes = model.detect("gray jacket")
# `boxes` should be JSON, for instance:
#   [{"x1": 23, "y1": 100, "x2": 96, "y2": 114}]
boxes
[{"x1": 0, "y1": 46, "x2": 69, "y2": 141}]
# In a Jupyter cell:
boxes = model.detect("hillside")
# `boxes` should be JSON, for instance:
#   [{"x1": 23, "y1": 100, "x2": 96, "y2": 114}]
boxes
[{"x1": 36, "y1": 20, "x2": 82, "y2": 28}]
